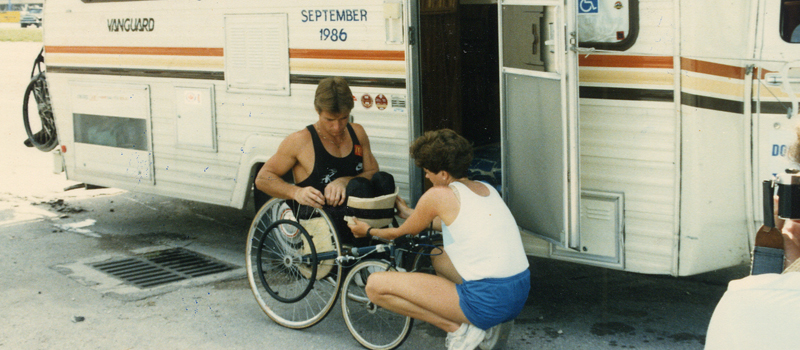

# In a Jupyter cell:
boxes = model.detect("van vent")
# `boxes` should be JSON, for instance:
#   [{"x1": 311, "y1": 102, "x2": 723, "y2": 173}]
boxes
[
  {"x1": 391, "y1": 95, "x2": 406, "y2": 109},
  {"x1": 90, "y1": 248, "x2": 235, "y2": 289}
]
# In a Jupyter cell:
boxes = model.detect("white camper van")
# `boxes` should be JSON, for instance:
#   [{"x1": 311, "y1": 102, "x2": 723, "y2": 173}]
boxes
[{"x1": 29, "y1": 0, "x2": 800, "y2": 276}]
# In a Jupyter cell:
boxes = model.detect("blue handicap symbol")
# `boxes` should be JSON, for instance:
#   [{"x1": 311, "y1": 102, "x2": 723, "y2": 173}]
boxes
[{"x1": 579, "y1": 0, "x2": 599, "y2": 14}]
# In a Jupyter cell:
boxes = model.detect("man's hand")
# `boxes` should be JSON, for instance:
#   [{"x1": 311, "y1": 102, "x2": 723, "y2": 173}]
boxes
[
  {"x1": 294, "y1": 187, "x2": 325, "y2": 208},
  {"x1": 324, "y1": 177, "x2": 349, "y2": 206},
  {"x1": 347, "y1": 217, "x2": 371, "y2": 238}
]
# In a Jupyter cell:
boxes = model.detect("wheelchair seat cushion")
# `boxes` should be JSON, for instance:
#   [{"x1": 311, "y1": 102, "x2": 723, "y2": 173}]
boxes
[{"x1": 344, "y1": 186, "x2": 399, "y2": 228}]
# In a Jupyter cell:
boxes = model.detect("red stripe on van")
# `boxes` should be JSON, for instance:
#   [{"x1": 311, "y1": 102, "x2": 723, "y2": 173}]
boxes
[
  {"x1": 681, "y1": 58, "x2": 746, "y2": 79},
  {"x1": 579, "y1": 55, "x2": 673, "y2": 69},
  {"x1": 289, "y1": 49, "x2": 405, "y2": 61},
  {"x1": 45, "y1": 46, "x2": 223, "y2": 56}
]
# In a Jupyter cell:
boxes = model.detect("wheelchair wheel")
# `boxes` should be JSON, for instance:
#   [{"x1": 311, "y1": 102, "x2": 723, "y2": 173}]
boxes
[
  {"x1": 246, "y1": 198, "x2": 342, "y2": 329},
  {"x1": 341, "y1": 260, "x2": 413, "y2": 350}
]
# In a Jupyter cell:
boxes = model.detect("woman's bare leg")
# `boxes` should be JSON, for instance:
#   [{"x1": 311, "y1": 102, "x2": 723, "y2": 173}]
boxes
[
  {"x1": 432, "y1": 249, "x2": 463, "y2": 284},
  {"x1": 365, "y1": 271, "x2": 469, "y2": 333}
]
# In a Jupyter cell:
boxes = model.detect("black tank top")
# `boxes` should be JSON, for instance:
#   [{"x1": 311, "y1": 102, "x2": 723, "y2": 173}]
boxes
[{"x1": 295, "y1": 123, "x2": 364, "y2": 193}]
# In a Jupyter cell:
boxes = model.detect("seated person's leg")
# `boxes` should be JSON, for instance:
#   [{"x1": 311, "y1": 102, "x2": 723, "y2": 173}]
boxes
[
  {"x1": 345, "y1": 172, "x2": 395, "y2": 199},
  {"x1": 371, "y1": 171, "x2": 396, "y2": 196},
  {"x1": 346, "y1": 177, "x2": 375, "y2": 199},
  {"x1": 341, "y1": 172, "x2": 396, "y2": 247}
]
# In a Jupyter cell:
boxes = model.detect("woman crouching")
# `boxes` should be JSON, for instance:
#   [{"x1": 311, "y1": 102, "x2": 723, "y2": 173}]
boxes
[{"x1": 348, "y1": 129, "x2": 531, "y2": 350}]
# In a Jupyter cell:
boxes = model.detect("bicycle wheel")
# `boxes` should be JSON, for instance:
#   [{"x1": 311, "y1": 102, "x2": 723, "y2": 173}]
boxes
[
  {"x1": 342, "y1": 260, "x2": 413, "y2": 350},
  {"x1": 22, "y1": 73, "x2": 58, "y2": 152},
  {"x1": 246, "y1": 198, "x2": 342, "y2": 329}
]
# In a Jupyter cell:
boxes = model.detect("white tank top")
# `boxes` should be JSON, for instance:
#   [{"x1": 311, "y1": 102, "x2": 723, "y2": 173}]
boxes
[{"x1": 441, "y1": 181, "x2": 529, "y2": 281}]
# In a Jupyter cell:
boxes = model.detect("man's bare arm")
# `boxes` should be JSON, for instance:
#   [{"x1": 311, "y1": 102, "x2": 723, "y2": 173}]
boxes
[{"x1": 255, "y1": 134, "x2": 325, "y2": 208}]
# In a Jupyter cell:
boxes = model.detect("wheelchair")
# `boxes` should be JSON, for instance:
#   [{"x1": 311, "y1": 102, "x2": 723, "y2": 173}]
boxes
[
  {"x1": 245, "y1": 193, "x2": 512, "y2": 349},
  {"x1": 245, "y1": 188, "x2": 445, "y2": 349}
]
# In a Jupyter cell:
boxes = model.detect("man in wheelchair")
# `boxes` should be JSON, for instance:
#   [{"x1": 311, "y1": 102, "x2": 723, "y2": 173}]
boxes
[{"x1": 255, "y1": 77, "x2": 395, "y2": 246}]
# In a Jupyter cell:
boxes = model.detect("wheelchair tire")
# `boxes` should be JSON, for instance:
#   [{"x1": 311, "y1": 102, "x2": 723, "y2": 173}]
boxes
[{"x1": 245, "y1": 198, "x2": 342, "y2": 329}]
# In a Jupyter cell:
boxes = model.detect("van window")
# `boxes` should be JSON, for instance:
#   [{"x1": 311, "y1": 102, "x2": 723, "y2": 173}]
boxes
[
  {"x1": 578, "y1": 0, "x2": 638, "y2": 50},
  {"x1": 224, "y1": 14, "x2": 290, "y2": 94},
  {"x1": 73, "y1": 114, "x2": 148, "y2": 151},
  {"x1": 781, "y1": 0, "x2": 800, "y2": 43}
]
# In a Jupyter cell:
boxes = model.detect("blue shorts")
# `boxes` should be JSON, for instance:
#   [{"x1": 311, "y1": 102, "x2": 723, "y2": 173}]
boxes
[{"x1": 456, "y1": 269, "x2": 531, "y2": 330}]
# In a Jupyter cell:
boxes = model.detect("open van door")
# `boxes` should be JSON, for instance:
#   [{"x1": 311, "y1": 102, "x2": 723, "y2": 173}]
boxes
[{"x1": 500, "y1": 1, "x2": 580, "y2": 248}]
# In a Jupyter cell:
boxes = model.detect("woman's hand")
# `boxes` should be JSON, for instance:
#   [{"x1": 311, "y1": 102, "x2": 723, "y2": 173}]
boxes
[
  {"x1": 395, "y1": 196, "x2": 413, "y2": 219},
  {"x1": 347, "y1": 217, "x2": 372, "y2": 238}
]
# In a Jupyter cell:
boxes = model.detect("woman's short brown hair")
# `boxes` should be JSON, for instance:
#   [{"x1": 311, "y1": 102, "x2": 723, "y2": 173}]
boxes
[
  {"x1": 314, "y1": 77, "x2": 354, "y2": 114},
  {"x1": 410, "y1": 129, "x2": 473, "y2": 178}
]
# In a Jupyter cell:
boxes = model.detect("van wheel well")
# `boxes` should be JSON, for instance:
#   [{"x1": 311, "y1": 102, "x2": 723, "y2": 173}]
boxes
[
  {"x1": 251, "y1": 163, "x2": 295, "y2": 214},
  {"x1": 252, "y1": 163, "x2": 269, "y2": 214}
]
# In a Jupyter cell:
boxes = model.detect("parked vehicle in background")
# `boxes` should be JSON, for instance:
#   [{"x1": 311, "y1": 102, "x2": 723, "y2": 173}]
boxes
[
  {"x1": 32, "y1": 0, "x2": 800, "y2": 277},
  {"x1": 20, "y1": 7, "x2": 42, "y2": 28}
]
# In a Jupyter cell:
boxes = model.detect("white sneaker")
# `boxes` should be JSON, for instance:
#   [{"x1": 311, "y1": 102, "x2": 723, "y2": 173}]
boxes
[
  {"x1": 446, "y1": 324, "x2": 468, "y2": 350},
  {"x1": 446, "y1": 323, "x2": 486, "y2": 350}
]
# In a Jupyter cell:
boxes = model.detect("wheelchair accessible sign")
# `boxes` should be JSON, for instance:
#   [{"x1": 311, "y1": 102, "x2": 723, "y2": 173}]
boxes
[{"x1": 579, "y1": 0, "x2": 599, "y2": 14}]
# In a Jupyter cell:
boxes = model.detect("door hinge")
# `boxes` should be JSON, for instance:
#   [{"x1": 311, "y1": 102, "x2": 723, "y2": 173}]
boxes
[{"x1": 408, "y1": 26, "x2": 415, "y2": 46}]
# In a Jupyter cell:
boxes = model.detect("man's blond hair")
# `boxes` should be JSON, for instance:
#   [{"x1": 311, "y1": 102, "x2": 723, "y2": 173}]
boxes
[{"x1": 314, "y1": 77, "x2": 354, "y2": 114}]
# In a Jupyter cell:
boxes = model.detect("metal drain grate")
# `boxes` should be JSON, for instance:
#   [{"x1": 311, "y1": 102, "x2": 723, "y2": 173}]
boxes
[{"x1": 90, "y1": 248, "x2": 235, "y2": 289}]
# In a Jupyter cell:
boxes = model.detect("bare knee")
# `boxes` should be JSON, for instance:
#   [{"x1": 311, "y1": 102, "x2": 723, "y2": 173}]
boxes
[{"x1": 365, "y1": 271, "x2": 392, "y2": 301}]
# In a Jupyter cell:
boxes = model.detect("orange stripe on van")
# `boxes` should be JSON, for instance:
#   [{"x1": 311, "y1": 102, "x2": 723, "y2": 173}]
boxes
[
  {"x1": 45, "y1": 46, "x2": 405, "y2": 61},
  {"x1": 289, "y1": 49, "x2": 405, "y2": 61},
  {"x1": 45, "y1": 46, "x2": 224, "y2": 56},
  {"x1": 579, "y1": 55, "x2": 673, "y2": 69},
  {"x1": 681, "y1": 58, "x2": 746, "y2": 79}
]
